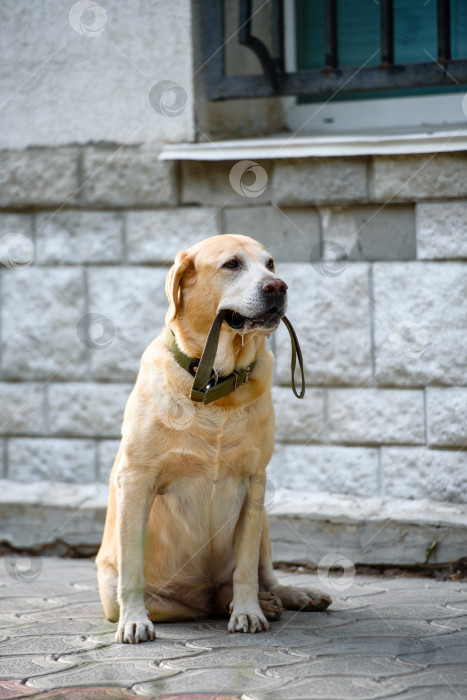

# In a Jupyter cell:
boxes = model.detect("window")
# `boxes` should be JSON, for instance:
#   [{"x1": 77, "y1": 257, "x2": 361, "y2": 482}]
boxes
[
  {"x1": 287, "y1": 0, "x2": 467, "y2": 132},
  {"x1": 204, "y1": 1, "x2": 467, "y2": 131}
]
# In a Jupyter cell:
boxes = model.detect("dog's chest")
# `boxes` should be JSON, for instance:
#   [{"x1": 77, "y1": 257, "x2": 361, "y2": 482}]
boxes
[
  {"x1": 190, "y1": 403, "x2": 263, "y2": 475},
  {"x1": 157, "y1": 402, "x2": 266, "y2": 488}
]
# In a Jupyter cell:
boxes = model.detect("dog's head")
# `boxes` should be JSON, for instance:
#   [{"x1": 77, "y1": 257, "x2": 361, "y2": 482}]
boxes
[{"x1": 166, "y1": 234, "x2": 287, "y2": 336}]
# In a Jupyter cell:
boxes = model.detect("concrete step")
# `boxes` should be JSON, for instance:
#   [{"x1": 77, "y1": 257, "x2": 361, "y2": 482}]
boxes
[
  {"x1": 0, "y1": 480, "x2": 465, "y2": 566},
  {"x1": 268, "y1": 489, "x2": 467, "y2": 569}
]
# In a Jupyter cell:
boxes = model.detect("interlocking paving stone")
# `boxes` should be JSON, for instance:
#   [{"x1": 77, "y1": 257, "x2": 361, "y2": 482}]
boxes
[
  {"x1": 244, "y1": 675, "x2": 396, "y2": 699},
  {"x1": 0, "y1": 680, "x2": 39, "y2": 698},
  {"x1": 335, "y1": 603, "x2": 462, "y2": 620},
  {"x1": 431, "y1": 614, "x2": 467, "y2": 630},
  {"x1": 134, "y1": 667, "x2": 286, "y2": 697},
  {"x1": 26, "y1": 662, "x2": 177, "y2": 692},
  {"x1": 0, "y1": 598, "x2": 67, "y2": 614},
  {"x1": 344, "y1": 588, "x2": 467, "y2": 606},
  {"x1": 399, "y1": 643, "x2": 467, "y2": 666},
  {"x1": 314, "y1": 618, "x2": 454, "y2": 638},
  {"x1": 158, "y1": 648, "x2": 310, "y2": 671},
  {"x1": 4, "y1": 619, "x2": 112, "y2": 638},
  {"x1": 384, "y1": 664, "x2": 467, "y2": 690},
  {"x1": 0, "y1": 635, "x2": 111, "y2": 657},
  {"x1": 1, "y1": 688, "x2": 138, "y2": 700},
  {"x1": 0, "y1": 557, "x2": 466, "y2": 699},
  {"x1": 59, "y1": 641, "x2": 211, "y2": 664},
  {"x1": 183, "y1": 628, "x2": 327, "y2": 651},
  {"x1": 0, "y1": 656, "x2": 77, "y2": 681},
  {"x1": 267, "y1": 655, "x2": 421, "y2": 679},
  {"x1": 296, "y1": 636, "x2": 440, "y2": 661},
  {"x1": 386, "y1": 688, "x2": 467, "y2": 700}
]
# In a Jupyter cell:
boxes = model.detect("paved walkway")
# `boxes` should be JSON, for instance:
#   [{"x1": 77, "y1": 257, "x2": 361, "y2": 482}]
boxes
[{"x1": 0, "y1": 557, "x2": 466, "y2": 699}]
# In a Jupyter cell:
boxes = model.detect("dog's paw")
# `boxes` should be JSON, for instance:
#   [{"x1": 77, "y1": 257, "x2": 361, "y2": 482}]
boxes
[
  {"x1": 273, "y1": 585, "x2": 332, "y2": 612},
  {"x1": 258, "y1": 591, "x2": 283, "y2": 621},
  {"x1": 228, "y1": 607, "x2": 269, "y2": 634},
  {"x1": 116, "y1": 615, "x2": 156, "y2": 644}
]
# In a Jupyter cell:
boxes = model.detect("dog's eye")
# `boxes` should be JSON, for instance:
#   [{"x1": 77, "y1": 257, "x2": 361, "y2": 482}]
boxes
[
  {"x1": 222, "y1": 258, "x2": 240, "y2": 270},
  {"x1": 266, "y1": 258, "x2": 275, "y2": 271}
]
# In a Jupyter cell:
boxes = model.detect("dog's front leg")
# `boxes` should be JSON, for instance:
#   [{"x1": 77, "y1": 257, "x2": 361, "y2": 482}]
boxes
[
  {"x1": 228, "y1": 472, "x2": 269, "y2": 634},
  {"x1": 115, "y1": 469, "x2": 156, "y2": 644}
]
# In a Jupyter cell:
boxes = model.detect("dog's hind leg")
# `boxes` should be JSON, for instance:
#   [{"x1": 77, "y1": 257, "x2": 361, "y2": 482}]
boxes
[
  {"x1": 259, "y1": 511, "x2": 332, "y2": 612},
  {"x1": 144, "y1": 591, "x2": 201, "y2": 622},
  {"x1": 97, "y1": 564, "x2": 200, "y2": 624}
]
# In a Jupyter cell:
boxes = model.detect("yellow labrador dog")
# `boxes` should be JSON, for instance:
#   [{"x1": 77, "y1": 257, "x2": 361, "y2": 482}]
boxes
[{"x1": 96, "y1": 234, "x2": 331, "y2": 643}]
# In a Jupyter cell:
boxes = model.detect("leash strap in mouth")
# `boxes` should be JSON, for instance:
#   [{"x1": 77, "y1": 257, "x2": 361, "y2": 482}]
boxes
[
  {"x1": 167, "y1": 310, "x2": 305, "y2": 404},
  {"x1": 189, "y1": 309, "x2": 227, "y2": 402},
  {"x1": 166, "y1": 310, "x2": 255, "y2": 405}
]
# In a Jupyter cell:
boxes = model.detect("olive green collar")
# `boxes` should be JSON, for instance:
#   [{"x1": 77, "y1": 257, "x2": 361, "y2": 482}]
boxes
[
  {"x1": 166, "y1": 318, "x2": 255, "y2": 405},
  {"x1": 166, "y1": 310, "x2": 305, "y2": 406}
]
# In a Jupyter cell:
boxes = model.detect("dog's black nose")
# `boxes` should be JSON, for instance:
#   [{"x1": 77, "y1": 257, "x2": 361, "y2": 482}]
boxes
[{"x1": 261, "y1": 278, "x2": 288, "y2": 297}]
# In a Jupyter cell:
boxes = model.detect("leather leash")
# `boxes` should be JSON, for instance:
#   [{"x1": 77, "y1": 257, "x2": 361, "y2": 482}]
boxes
[{"x1": 166, "y1": 310, "x2": 305, "y2": 405}]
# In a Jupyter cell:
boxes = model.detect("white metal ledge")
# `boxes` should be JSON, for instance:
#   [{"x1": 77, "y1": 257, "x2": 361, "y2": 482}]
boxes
[{"x1": 159, "y1": 129, "x2": 467, "y2": 161}]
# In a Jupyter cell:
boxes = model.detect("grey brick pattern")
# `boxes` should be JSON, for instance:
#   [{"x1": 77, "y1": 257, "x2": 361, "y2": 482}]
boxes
[
  {"x1": 417, "y1": 201, "x2": 467, "y2": 260},
  {"x1": 224, "y1": 206, "x2": 320, "y2": 262},
  {"x1": 1, "y1": 267, "x2": 88, "y2": 381},
  {"x1": 327, "y1": 388, "x2": 425, "y2": 445},
  {"x1": 82, "y1": 147, "x2": 177, "y2": 207},
  {"x1": 182, "y1": 160, "x2": 272, "y2": 206},
  {"x1": 0, "y1": 213, "x2": 33, "y2": 239},
  {"x1": 8, "y1": 438, "x2": 96, "y2": 482},
  {"x1": 48, "y1": 383, "x2": 131, "y2": 438},
  {"x1": 372, "y1": 152, "x2": 467, "y2": 201},
  {"x1": 381, "y1": 447, "x2": 467, "y2": 503},
  {"x1": 0, "y1": 148, "x2": 79, "y2": 207},
  {"x1": 0, "y1": 147, "x2": 466, "y2": 501},
  {"x1": 319, "y1": 204, "x2": 416, "y2": 261},
  {"x1": 86, "y1": 267, "x2": 168, "y2": 380},
  {"x1": 272, "y1": 157, "x2": 367, "y2": 205},
  {"x1": 373, "y1": 262, "x2": 467, "y2": 386},
  {"x1": 97, "y1": 439, "x2": 120, "y2": 482},
  {"x1": 277, "y1": 444, "x2": 378, "y2": 495},
  {"x1": 0, "y1": 383, "x2": 46, "y2": 435},
  {"x1": 127, "y1": 208, "x2": 221, "y2": 263},
  {"x1": 274, "y1": 263, "x2": 373, "y2": 385},
  {"x1": 426, "y1": 387, "x2": 467, "y2": 447},
  {"x1": 272, "y1": 387, "x2": 325, "y2": 443},
  {"x1": 36, "y1": 211, "x2": 124, "y2": 265}
]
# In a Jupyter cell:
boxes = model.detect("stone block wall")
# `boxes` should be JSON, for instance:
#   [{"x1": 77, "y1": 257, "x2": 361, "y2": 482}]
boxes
[{"x1": 0, "y1": 146, "x2": 466, "y2": 503}]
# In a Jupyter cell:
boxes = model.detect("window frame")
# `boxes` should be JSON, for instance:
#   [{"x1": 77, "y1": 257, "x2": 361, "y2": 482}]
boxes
[
  {"x1": 283, "y1": 1, "x2": 467, "y2": 134},
  {"x1": 204, "y1": 0, "x2": 467, "y2": 103}
]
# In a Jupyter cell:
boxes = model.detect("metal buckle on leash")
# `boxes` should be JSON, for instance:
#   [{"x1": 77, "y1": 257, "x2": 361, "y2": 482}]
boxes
[
  {"x1": 205, "y1": 367, "x2": 219, "y2": 391},
  {"x1": 232, "y1": 369, "x2": 239, "y2": 391},
  {"x1": 188, "y1": 361, "x2": 199, "y2": 377}
]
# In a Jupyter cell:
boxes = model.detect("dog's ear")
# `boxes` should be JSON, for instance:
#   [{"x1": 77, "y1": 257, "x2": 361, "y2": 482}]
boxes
[{"x1": 165, "y1": 250, "x2": 193, "y2": 322}]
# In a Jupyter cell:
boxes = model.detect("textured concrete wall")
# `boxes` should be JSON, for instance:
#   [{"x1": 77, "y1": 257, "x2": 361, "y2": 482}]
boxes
[
  {"x1": 0, "y1": 0, "x2": 195, "y2": 148},
  {"x1": 0, "y1": 146, "x2": 466, "y2": 503}
]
